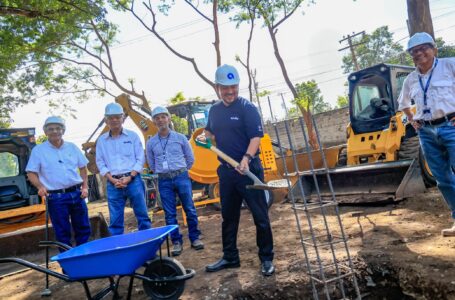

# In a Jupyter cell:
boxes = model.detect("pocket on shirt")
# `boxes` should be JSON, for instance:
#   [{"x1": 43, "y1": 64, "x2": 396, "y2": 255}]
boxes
[
  {"x1": 431, "y1": 80, "x2": 453, "y2": 99},
  {"x1": 120, "y1": 142, "x2": 134, "y2": 156}
]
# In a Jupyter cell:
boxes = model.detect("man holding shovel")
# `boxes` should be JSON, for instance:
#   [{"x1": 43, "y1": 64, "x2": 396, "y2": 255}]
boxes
[{"x1": 198, "y1": 64, "x2": 275, "y2": 276}]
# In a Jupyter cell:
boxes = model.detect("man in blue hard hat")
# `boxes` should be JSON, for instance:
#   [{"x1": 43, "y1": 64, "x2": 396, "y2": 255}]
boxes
[
  {"x1": 198, "y1": 64, "x2": 275, "y2": 276},
  {"x1": 96, "y1": 102, "x2": 152, "y2": 235},
  {"x1": 27, "y1": 116, "x2": 91, "y2": 248},
  {"x1": 146, "y1": 106, "x2": 203, "y2": 256},
  {"x1": 398, "y1": 32, "x2": 455, "y2": 236}
]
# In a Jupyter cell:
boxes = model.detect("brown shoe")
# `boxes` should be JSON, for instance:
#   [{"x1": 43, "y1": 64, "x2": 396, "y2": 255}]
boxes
[{"x1": 442, "y1": 222, "x2": 455, "y2": 237}]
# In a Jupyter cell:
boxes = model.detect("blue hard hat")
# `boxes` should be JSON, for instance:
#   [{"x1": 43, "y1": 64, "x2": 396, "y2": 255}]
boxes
[
  {"x1": 43, "y1": 116, "x2": 65, "y2": 131},
  {"x1": 215, "y1": 64, "x2": 240, "y2": 86},
  {"x1": 151, "y1": 106, "x2": 170, "y2": 118},
  {"x1": 407, "y1": 32, "x2": 435, "y2": 51},
  {"x1": 104, "y1": 103, "x2": 124, "y2": 116}
]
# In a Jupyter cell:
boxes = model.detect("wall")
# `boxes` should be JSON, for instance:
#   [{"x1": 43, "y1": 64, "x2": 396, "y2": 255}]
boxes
[{"x1": 264, "y1": 107, "x2": 349, "y2": 149}]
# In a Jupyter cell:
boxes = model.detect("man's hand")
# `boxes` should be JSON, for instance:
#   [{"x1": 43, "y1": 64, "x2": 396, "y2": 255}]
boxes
[
  {"x1": 120, "y1": 176, "x2": 132, "y2": 186},
  {"x1": 81, "y1": 187, "x2": 89, "y2": 198},
  {"x1": 196, "y1": 133, "x2": 207, "y2": 143},
  {"x1": 236, "y1": 157, "x2": 250, "y2": 175},
  {"x1": 37, "y1": 186, "x2": 48, "y2": 197}
]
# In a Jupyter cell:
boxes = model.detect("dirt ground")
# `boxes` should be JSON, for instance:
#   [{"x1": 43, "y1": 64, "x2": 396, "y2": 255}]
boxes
[{"x1": 1, "y1": 188, "x2": 455, "y2": 299}]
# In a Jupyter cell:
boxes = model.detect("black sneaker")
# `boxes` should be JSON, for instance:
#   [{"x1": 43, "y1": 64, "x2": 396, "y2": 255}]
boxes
[
  {"x1": 261, "y1": 261, "x2": 275, "y2": 276},
  {"x1": 171, "y1": 242, "x2": 182, "y2": 256}
]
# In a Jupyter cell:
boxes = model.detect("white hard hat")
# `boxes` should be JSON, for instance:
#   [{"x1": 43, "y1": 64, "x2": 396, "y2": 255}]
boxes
[
  {"x1": 43, "y1": 116, "x2": 65, "y2": 130},
  {"x1": 215, "y1": 64, "x2": 240, "y2": 86},
  {"x1": 151, "y1": 106, "x2": 170, "y2": 118},
  {"x1": 104, "y1": 102, "x2": 124, "y2": 116},
  {"x1": 407, "y1": 32, "x2": 435, "y2": 51}
]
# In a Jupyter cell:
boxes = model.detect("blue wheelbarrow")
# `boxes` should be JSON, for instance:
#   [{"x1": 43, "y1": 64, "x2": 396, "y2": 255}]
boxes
[{"x1": 0, "y1": 225, "x2": 195, "y2": 300}]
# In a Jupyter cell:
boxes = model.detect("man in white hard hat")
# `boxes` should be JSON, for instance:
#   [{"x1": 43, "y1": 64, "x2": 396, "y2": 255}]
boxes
[
  {"x1": 398, "y1": 32, "x2": 455, "y2": 236},
  {"x1": 96, "y1": 102, "x2": 152, "y2": 235},
  {"x1": 198, "y1": 64, "x2": 275, "y2": 276},
  {"x1": 146, "y1": 106, "x2": 203, "y2": 256},
  {"x1": 26, "y1": 116, "x2": 91, "y2": 248}
]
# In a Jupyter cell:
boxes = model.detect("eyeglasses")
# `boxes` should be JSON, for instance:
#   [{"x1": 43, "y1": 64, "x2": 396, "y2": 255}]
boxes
[
  {"x1": 46, "y1": 126, "x2": 63, "y2": 132},
  {"x1": 409, "y1": 44, "x2": 433, "y2": 56}
]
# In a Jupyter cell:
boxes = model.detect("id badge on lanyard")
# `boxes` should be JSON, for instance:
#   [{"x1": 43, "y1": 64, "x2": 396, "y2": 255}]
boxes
[{"x1": 419, "y1": 58, "x2": 438, "y2": 120}]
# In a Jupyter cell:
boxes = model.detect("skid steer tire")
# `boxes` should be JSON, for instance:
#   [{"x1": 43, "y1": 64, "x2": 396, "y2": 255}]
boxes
[
  {"x1": 336, "y1": 146, "x2": 347, "y2": 167},
  {"x1": 419, "y1": 148, "x2": 437, "y2": 187},
  {"x1": 399, "y1": 136, "x2": 436, "y2": 187}
]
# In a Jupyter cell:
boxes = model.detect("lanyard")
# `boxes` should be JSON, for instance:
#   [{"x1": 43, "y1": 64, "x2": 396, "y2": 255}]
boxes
[
  {"x1": 418, "y1": 58, "x2": 438, "y2": 107},
  {"x1": 159, "y1": 132, "x2": 171, "y2": 156}
]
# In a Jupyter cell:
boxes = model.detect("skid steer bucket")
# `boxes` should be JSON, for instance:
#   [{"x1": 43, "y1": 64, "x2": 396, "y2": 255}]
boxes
[
  {"x1": 289, "y1": 158, "x2": 426, "y2": 203},
  {"x1": 0, "y1": 212, "x2": 109, "y2": 276}
]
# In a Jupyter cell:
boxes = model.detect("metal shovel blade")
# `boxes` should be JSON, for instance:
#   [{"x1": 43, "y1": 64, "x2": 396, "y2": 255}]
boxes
[{"x1": 246, "y1": 179, "x2": 289, "y2": 190}]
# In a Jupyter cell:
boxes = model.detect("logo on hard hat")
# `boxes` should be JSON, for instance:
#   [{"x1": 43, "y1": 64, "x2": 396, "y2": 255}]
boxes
[{"x1": 227, "y1": 72, "x2": 235, "y2": 79}]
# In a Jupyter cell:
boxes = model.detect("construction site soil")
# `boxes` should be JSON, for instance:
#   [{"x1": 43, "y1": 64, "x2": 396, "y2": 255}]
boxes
[{"x1": 1, "y1": 187, "x2": 455, "y2": 299}]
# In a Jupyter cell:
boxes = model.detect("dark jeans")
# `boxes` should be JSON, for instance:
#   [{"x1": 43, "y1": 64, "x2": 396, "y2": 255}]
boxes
[
  {"x1": 106, "y1": 175, "x2": 152, "y2": 235},
  {"x1": 218, "y1": 157, "x2": 274, "y2": 262},
  {"x1": 47, "y1": 190, "x2": 91, "y2": 248},
  {"x1": 158, "y1": 171, "x2": 201, "y2": 244}
]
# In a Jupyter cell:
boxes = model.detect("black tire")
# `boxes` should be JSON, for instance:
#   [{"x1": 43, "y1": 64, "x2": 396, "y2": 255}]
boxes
[
  {"x1": 208, "y1": 183, "x2": 220, "y2": 199},
  {"x1": 399, "y1": 136, "x2": 436, "y2": 187},
  {"x1": 419, "y1": 147, "x2": 437, "y2": 187},
  {"x1": 336, "y1": 146, "x2": 347, "y2": 167},
  {"x1": 142, "y1": 257, "x2": 186, "y2": 300}
]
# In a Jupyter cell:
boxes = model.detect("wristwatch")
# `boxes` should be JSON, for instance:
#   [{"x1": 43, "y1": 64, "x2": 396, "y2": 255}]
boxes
[{"x1": 243, "y1": 153, "x2": 253, "y2": 162}]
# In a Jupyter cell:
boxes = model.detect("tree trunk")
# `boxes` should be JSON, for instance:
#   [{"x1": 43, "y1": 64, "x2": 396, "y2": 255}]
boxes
[
  {"x1": 267, "y1": 25, "x2": 319, "y2": 149},
  {"x1": 213, "y1": 0, "x2": 221, "y2": 67},
  {"x1": 407, "y1": 0, "x2": 434, "y2": 38}
]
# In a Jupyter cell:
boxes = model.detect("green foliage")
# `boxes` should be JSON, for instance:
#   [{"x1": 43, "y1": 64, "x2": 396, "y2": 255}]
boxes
[
  {"x1": 169, "y1": 92, "x2": 186, "y2": 105},
  {"x1": 36, "y1": 134, "x2": 48, "y2": 144},
  {"x1": 435, "y1": 38, "x2": 455, "y2": 58},
  {"x1": 0, "y1": 152, "x2": 19, "y2": 177},
  {"x1": 0, "y1": 1, "x2": 117, "y2": 119},
  {"x1": 170, "y1": 115, "x2": 189, "y2": 136},
  {"x1": 341, "y1": 26, "x2": 409, "y2": 73},
  {"x1": 293, "y1": 80, "x2": 331, "y2": 114},
  {"x1": 336, "y1": 95, "x2": 348, "y2": 108}
]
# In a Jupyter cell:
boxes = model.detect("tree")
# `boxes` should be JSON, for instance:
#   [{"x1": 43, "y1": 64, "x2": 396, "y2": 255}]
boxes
[
  {"x1": 341, "y1": 26, "x2": 407, "y2": 73},
  {"x1": 0, "y1": 1, "x2": 108, "y2": 119},
  {"x1": 293, "y1": 80, "x2": 331, "y2": 114},
  {"x1": 407, "y1": 0, "x2": 434, "y2": 38},
  {"x1": 336, "y1": 95, "x2": 348, "y2": 108},
  {"x1": 436, "y1": 38, "x2": 455, "y2": 58},
  {"x1": 169, "y1": 91, "x2": 186, "y2": 105}
]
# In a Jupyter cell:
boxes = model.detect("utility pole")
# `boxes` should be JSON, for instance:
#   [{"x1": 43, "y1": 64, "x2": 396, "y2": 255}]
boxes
[
  {"x1": 251, "y1": 69, "x2": 264, "y2": 124},
  {"x1": 407, "y1": 0, "x2": 434, "y2": 38},
  {"x1": 339, "y1": 31, "x2": 365, "y2": 71}
]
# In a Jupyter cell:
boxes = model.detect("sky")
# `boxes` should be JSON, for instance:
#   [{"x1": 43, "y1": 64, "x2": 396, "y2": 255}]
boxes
[{"x1": 10, "y1": 0, "x2": 455, "y2": 147}]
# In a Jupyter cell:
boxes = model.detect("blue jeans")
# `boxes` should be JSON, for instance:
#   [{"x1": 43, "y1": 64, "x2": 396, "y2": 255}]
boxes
[
  {"x1": 418, "y1": 121, "x2": 455, "y2": 218},
  {"x1": 158, "y1": 171, "x2": 200, "y2": 244},
  {"x1": 47, "y1": 190, "x2": 91, "y2": 248},
  {"x1": 106, "y1": 175, "x2": 152, "y2": 235}
]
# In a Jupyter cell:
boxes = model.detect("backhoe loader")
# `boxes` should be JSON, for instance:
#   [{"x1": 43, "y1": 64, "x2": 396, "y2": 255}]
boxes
[{"x1": 291, "y1": 63, "x2": 435, "y2": 203}]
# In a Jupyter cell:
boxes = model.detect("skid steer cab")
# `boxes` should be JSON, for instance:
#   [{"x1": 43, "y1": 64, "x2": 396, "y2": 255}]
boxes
[
  {"x1": 0, "y1": 128, "x2": 42, "y2": 234},
  {"x1": 294, "y1": 64, "x2": 435, "y2": 203}
]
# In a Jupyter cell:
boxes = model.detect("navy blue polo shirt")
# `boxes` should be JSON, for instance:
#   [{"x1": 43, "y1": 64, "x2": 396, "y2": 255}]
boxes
[{"x1": 205, "y1": 97, "x2": 264, "y2": 162}]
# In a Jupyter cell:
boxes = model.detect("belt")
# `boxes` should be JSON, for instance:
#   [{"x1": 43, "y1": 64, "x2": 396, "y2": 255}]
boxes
[
  {"x1": 48, "y1": 184, "x2": 81, "y2": 194},
  {"x1": 112, "y1": 172, "x2": 131, "y2": 179},
  {"x1": 158, "y1": 168, "x2": 187, "y2": 179},
  {"x1": 420, "y1": 112, "x2": 455, "y2": 126}
]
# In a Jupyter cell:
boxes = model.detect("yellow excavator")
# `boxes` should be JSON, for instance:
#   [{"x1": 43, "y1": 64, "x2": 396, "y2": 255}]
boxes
[{"x1": 290, "y1": 63, "x2": 435, "y2": 203}]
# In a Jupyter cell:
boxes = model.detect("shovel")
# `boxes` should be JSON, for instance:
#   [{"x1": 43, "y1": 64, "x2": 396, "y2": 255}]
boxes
[{"x1": 195, "y1": 138, "x2": 288, "y2": 191}]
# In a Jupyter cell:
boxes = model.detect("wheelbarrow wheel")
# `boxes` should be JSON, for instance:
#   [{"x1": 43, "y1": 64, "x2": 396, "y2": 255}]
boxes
[{"x1": 143, "y1": 256, "x2": 186, "y2": 300}]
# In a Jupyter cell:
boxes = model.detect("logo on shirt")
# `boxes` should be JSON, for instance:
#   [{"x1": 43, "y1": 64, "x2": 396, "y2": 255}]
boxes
[
  {"x1": 258, "y1": 125, "x2": 263, "y2": 132},
  {"x1": 230, "y1": 116, "x2": 239, "y2": 121},
  {"x1": 123, "y1": 141, "x2": 132, "y2": 144}
]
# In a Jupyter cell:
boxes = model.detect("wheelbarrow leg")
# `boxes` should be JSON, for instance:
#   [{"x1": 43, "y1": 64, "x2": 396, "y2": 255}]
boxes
[
  {"x1": 41, "y1": 196, "x2": 52, "y2": 297},
  {"x1": 126, "y1": 276, "x2": 135, "y2": 300}
]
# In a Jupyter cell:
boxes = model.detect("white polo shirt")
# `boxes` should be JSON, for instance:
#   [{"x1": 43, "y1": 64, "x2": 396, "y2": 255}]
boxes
[{"x1": 26, "y1": 141, "x2": 88, "y2": 190}]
